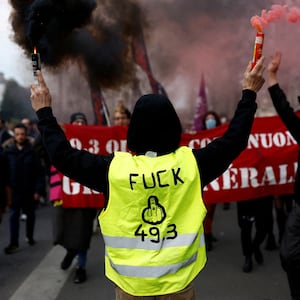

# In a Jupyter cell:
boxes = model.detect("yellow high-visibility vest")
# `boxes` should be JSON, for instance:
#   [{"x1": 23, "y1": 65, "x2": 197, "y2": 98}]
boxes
[{"x1": 99, "y1": 146, "x2": 207, "y2": 296}]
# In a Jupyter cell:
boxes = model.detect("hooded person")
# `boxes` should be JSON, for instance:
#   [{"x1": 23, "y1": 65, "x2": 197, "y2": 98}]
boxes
[
  {"x1": 127, "y1": 94, "x2": 182, "y2": 155},
  {"x1": 30, "y1": 56, "x2": 265, "y2": 299}
]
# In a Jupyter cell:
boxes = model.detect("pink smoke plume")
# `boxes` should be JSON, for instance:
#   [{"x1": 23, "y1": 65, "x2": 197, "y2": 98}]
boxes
[{"x1": 250, "y1": 4, "x2": 300, "y2": 31}]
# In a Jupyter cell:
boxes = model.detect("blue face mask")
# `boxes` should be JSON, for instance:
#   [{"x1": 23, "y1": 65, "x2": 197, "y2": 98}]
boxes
[{"x1": 205, "y1": 119, "x2": 217, "y2": 129}]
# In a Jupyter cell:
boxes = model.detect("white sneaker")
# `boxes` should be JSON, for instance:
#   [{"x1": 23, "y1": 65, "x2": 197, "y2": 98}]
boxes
[{"x1": 20, "y1": 214, "x2": 27, "y2": 221}]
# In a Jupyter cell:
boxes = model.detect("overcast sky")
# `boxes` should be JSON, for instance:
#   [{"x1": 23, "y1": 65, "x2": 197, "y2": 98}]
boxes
[{"x1": 0, "y1": 0, "x2": 31, "y2": 86}]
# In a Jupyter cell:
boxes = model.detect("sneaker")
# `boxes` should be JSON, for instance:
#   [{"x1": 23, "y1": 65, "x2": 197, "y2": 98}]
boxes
[
  {"x1": 20, "y1": 214, "x2": 27, "y2": 221},
  {"x1": 4, "y1": 244, "x2": 19, "y2": 254},
  {"x1": 74, "y1": 268, "x2": 86, "y2": 284},
  {"x1": 60, "y1": 251, "x2": 76, "y2": 270}
]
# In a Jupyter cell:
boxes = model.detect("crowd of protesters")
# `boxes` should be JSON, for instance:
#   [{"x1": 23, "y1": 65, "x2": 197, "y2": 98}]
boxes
[
  {"x1": 0, "y1": 54, "x2": 296, "y2": 299},
  {"x1": 0, "y1": 102, "x2": 293, "y2": 264}
]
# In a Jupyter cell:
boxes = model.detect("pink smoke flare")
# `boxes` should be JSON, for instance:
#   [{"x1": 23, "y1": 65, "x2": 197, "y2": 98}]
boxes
[
  {"x1": 287, "y1": 7, "x2": 300, "y2": 23},
  {"x1": 250, "y1": 4, "x2": 291, "y2": 31}
]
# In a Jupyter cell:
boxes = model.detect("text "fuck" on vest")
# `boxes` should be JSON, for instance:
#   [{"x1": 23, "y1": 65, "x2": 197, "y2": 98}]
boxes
[{"x1": 129, "y1": 168, "x2": 184, "y2": 190}]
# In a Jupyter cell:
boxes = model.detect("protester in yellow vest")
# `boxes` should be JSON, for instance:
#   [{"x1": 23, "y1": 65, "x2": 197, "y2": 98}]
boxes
[{"x1": 30, "y1": 56, "x2": 265, "y2": 299}]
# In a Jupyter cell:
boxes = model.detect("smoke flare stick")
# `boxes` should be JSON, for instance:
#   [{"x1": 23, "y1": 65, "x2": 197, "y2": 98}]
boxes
[
  {"x1": 251, "y1": 32, "x2": 264, "y2": 69},
  {"x1": 32, "y1": 47, "x2": 41, "y2": 84}
]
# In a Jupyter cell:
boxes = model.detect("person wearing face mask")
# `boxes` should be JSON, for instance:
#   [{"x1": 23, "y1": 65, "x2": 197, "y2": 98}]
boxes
[
  {"x1": 204, "y1": 114, "x2": 219, "y2": 130},
  {"x1": 202, "y1": 111, "x2": 222, "y2": 251}
]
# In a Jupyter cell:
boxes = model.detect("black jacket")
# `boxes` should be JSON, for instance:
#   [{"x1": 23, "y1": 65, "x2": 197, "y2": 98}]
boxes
[
  {"x1": 4, "y1": 139, "x2": 45, "y2": 198},
  {"x1": 0, "y1": 147, "x2": 8, "y2": 210},
  {"x1": 269, "y1": 84, "x2": 300, "y2": 204},
  {"x1": 36, "y1": 90, "x2": 257, "y2": 205}
]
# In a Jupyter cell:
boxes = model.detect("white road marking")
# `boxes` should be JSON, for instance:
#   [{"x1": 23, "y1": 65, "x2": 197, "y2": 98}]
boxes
[{"x1": 9, "y1": 246, "x2": 73, "y2": 300}]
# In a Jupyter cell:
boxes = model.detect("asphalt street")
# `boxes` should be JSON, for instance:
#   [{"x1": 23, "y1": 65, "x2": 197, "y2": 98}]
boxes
[{"x1": 0, "y1": 202, "x2": 291, "y2": 300}]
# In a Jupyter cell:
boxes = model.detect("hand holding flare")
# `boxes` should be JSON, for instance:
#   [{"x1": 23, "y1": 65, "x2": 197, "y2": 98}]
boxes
[
  {"x1": 242, "y1": 56, "x2": 265, "y2": 93},
  {"x1": 30, "y1": 71, "x2": 52, "y2": 112}
]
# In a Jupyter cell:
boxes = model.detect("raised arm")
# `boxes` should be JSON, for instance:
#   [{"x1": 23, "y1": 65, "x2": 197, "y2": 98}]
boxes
[
  {"x1": 30, "y1": 71, "x2": 112, "y2": 193},
  {"x1": 194, "y1": 56, "x2": 265, "y2": 186},
  {"x1": 267, "y1": 51, "x2": 300, "y2": 143}
]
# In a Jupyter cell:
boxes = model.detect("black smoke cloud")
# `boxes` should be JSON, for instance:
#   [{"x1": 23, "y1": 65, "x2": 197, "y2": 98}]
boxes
[
  {"x1": 9, "y1": 0, "x2": 300, "y2": 121},
  {"x1": 9, "y1": 0, "x2": 142, "y2": 88}
]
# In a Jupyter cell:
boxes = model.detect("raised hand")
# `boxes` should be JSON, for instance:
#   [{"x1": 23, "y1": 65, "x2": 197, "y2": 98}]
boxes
[
  {"x1": 268, "y1": 51, "x2": 282, "y2": 74},
  {"x1": 267, "y1": 51, "x2": 282, "y2": 86},
  {"x1": 242, "y1": 56, "x2": 265, "y2": 93},
  {"x1": 30, "y1": 71, "x2": 52, "y2": 112}
]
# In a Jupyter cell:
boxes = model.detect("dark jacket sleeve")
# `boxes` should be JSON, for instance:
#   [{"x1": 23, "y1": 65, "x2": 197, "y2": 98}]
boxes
[
  {"x1": 268, "y1": 83, "x2": 300, "y2": 205},
  {"x1": 268, "y1": 83, "x2": 300, "y2": 144},
  {"x1": 36, "y1": 107, "x2": 112, "y2": 194},
  {"x1": 0, "y1": 149, "x2": 8, "y2": 210},
  {"x1": 193, "y1": 89, "x2": 257, "y2": 187}
]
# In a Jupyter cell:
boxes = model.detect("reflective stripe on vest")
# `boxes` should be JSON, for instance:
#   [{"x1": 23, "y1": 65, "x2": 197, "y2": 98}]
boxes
[
  {"x1": 104, "y1": 233, "x2": 205, "y2": 278},
  {"x1": 102, "y1": 232, "x2": 204, "y2": 250},
  {"x1": 99, "y1": 146, "x2": 207, "y2": 296}
]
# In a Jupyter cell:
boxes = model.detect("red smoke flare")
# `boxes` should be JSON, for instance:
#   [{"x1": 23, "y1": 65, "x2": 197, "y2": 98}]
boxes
[
  {"x1": 250, "y1": 4, "x2": 300, "y2": 31},
  {"x1": 287, "y1": 7, "x2": 300, "y2": 23}
]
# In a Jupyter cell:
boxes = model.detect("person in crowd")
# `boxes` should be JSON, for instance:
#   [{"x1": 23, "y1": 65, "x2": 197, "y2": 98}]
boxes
[
  {"x1": 219, "y1": 114, "x2": 229, "y2": 126},
  {"x1": 263, "y1": 193, "x2": 293, "y2": 251},
  {"x1": 51, "y1": 112, "x2": 97, "y2": 284},
  {"x1": 2, "y1": 119, "x2": 39, "y2": 221},
  {"x1": 201, "y1": 111, "x2": 221, "y2": 251},
  {"x1": 21, "y1": 117, "x2": 39, "y2": 139},
  {"x1": 267, "y1": 51, "x2": 300, "y2": 300},
  {"x1": 3, "y1": 123, "x2": 45, "y2": 254},
  {"x1": 113, "y1": 101, "x2": 131, "y2": 126},
  {"x1": 30, "y1": 56, "x2": 265, "y2": 299},
  {"x1": 237, "y1": 196, "x2": 274, "y2": 273},
  {"x1": 0, "y1": 119, "x2": 12, "y2": 146},
  {"x1": 0, "y1": 146, "x2": 9, "y2": 224}
]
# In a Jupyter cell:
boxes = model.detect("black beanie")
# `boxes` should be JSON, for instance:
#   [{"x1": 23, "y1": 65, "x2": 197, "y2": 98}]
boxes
[{"x1": 70, "y1": 112, "x2": 88, "y2": 125}]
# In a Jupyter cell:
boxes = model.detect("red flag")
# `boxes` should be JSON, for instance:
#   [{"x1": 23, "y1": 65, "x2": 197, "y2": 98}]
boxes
[
  {"x1": 132, "y1": 16, "x2": 168, "y2": 97},
  {"x1": 193, "y1": 74, "x2": 208, "y2": 131},
  {"x1": 90, "y1": 86, "x2": 110, "y2": 126}
]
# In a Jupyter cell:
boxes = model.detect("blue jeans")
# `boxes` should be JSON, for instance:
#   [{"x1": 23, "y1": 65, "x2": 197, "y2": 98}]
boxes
[
  {"x1": 77, "y1": 250, "x2": 87, "y2": 268},
  {"x1": 9, "y1": 206, "x2": 36, "y2": 245}
]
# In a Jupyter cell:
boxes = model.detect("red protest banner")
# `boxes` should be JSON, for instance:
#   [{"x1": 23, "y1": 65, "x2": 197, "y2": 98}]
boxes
[
  {"x1": 61, "y1": 125, "x2": 128, "y2": 208},
  {"x1": 63, "y1": 115, "x2": 298, "y2": 206}
]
